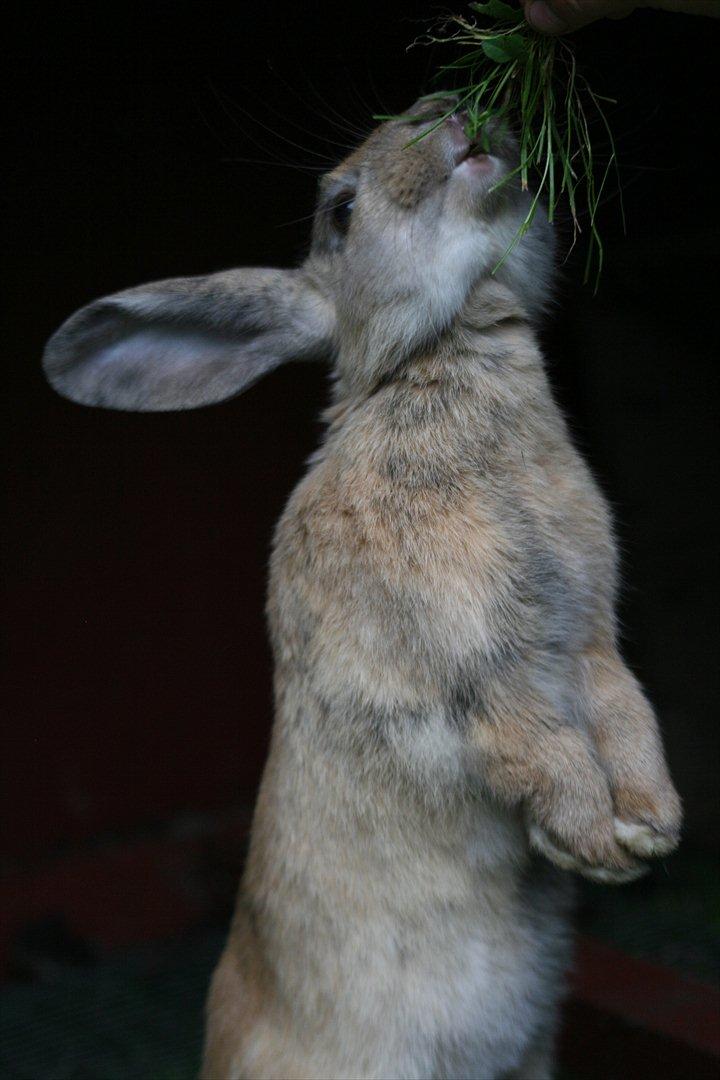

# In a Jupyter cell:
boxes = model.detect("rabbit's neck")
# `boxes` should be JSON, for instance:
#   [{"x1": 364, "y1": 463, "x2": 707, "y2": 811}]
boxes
[{"x1": 332, "y1": 276, "x2": 539, "y2": 408}]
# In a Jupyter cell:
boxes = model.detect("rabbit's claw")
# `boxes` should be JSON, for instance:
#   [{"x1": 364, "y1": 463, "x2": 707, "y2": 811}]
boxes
[{"x1": 613, "y1": 817, "x2": 679, "y2": 859}]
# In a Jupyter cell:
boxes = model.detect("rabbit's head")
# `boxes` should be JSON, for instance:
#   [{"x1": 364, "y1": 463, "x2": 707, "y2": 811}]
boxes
[{"x1": 43, "y1": 97, "x2": 553, "y2": 410}]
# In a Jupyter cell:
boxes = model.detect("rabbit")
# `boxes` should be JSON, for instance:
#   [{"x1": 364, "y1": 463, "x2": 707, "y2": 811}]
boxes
[{"x1": 43, "y1": 96, "x2": 682, "y2": 1080}]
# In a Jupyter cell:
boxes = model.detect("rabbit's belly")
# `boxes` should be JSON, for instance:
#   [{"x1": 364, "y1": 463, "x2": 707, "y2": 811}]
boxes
[
  {"x1": 296, "y1": 861, "x2": 570, "y2": 1080},
  {"x1": 254, "y1": 756, "x2": 569, "y2": 1074}
]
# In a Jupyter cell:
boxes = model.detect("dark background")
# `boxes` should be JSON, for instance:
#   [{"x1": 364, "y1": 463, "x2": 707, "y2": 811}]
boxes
[{"x1": 5, "y1": 0, "x2": 719, "y2": 965}]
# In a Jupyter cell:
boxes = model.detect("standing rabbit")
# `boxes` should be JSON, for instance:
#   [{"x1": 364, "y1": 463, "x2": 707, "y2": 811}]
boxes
[{"x1": 43, "y1": 97, "x2": 681, "y2": 1080}]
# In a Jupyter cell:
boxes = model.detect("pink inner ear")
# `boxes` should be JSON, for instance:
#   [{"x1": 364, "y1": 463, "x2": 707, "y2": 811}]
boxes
[
  {"x1": 45, "y1": 316, "x2": 271, "y2": 413},
  {"x1": 93, "y1": 326, "x2": 235, "y2": 376},
  {"x1": 85, "y1": 326, "x2": 246, "y2": 406}
]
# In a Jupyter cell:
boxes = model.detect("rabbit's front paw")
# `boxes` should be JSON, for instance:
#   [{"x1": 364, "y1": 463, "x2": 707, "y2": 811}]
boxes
[
  {"x1": 526, "y1": 779, "x2": 647, "y2": 884},
  {"x1": 528, "y1": 822, "x2": 646, "y2": 884},
  {"x1": 612, "y1": 782, "x2": 682, "y2": 859}
]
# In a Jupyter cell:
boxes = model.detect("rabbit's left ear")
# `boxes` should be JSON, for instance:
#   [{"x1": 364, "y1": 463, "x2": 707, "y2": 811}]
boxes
[{"x1": 42, "y1": 267, "x2": 335, "y2": 411}]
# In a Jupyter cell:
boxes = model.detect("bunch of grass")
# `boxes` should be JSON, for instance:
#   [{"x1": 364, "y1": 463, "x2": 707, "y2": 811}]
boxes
[{"x1": 388, "y1": 1, "x2": 622, "y2": 286}]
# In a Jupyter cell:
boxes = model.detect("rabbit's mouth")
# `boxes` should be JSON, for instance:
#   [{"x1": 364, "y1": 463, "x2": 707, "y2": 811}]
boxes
[
  {"x1": 453, "y1": 141, "x2": 496, "y2": 176},
  {"x1": 446, "y1": 116, "x2": 497, "y2": 176},
  {"x1": 453, "y1": 141, "x2": 498, "y2": 179}
]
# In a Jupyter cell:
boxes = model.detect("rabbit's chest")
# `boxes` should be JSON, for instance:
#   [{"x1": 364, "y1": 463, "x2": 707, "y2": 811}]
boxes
[
  {"x1": 274, "y1": 460, "x2": 602, "y2": 704},
  {"x1": 378, "y1": 438, "x2": 606, "y2": 651},
  {"x1": 415, "y1": 475, "x2": 600, "y2": 665},
  {"x1": 425, "y1": 402, "x2": 613, "y2": 655}
]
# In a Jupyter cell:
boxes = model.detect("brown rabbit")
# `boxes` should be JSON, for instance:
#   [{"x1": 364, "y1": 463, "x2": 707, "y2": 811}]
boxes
[{"x1": 43, "y1": 98, "x2": 681, "y2": 1080}]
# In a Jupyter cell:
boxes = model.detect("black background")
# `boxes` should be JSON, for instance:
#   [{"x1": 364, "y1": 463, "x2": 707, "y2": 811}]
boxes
[{"x1": 6, "y1": 1, "x2": 719, "y2": 868}]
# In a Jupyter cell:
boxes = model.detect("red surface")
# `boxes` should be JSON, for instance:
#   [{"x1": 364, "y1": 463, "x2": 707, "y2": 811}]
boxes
[
  {"x1": 0, "y1": 809, "x2": 251, "y2": 970},
  {"x1": 572, "y1": 936, "x2": 720, "y2": 1058}
]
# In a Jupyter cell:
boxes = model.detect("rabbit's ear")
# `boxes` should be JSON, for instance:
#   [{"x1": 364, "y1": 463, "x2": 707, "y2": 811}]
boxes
[{"x1": 43, "y1": 267, "x2": 335, "y2": 411}]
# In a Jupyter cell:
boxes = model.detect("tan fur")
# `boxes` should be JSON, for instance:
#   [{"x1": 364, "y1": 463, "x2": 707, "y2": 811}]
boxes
[{"x1": 43, "y1": 98, "x2": 681, "y2": 1080}]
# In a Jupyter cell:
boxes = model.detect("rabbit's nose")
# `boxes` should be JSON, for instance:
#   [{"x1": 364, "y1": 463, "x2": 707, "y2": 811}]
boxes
[{"x1": 446, "y1": 113, "x2": 472, "y2": 164}]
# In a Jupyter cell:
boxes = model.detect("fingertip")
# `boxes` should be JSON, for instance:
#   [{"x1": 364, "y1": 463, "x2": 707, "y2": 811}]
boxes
[{"x1": 525, "y1": 0, "x2": 569, "y2": 34}]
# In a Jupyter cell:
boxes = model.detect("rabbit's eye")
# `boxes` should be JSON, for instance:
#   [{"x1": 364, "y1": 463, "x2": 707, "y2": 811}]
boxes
[{"x1": 330, "y1": 193, "x2": 355, "y2": 235}]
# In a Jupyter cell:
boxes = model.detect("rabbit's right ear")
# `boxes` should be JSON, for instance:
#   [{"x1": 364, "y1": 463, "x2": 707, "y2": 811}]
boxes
[{"x1": 43, "y1": 267, "x2": 335, "y2": 411}]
